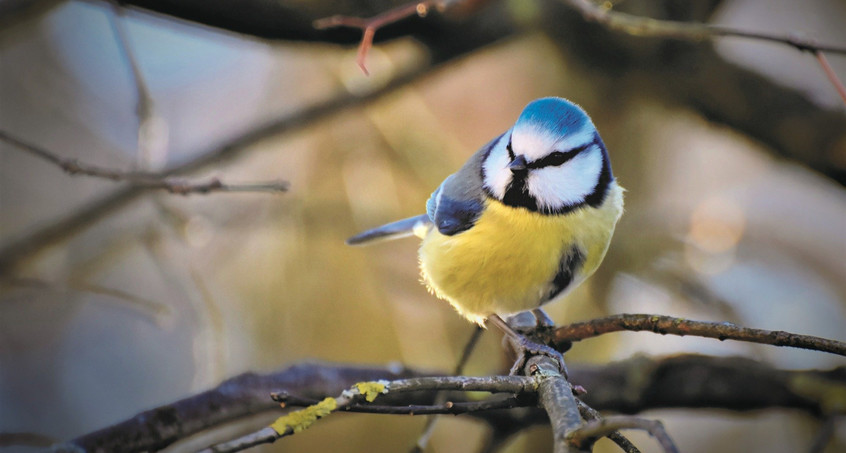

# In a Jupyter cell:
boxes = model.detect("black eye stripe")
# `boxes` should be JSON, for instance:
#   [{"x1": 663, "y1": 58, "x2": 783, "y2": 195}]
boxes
[
  {"x1": 527, "y1": 141, "x2": 595, "y2": 169},
  {"x1": 506, "y1": 138, "x2": 516, "y2": 161}
]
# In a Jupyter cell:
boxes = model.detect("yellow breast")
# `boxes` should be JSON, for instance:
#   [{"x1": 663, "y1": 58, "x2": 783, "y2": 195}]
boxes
[{"x1": 418, "y1": 184, "x2": 623, "y2": 324}]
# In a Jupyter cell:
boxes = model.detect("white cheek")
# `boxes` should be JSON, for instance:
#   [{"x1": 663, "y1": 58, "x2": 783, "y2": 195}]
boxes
[
  {"x1": 483, "y1": 142, "x2": 512, "y2": 199},
  {"x1": 528, "y1": 147, "x2": 602, "y2": 209}
]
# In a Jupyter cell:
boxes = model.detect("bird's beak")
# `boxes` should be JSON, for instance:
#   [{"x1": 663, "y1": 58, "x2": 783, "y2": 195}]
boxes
[{"x1": 508, "y1": 154, "x2": 528, "y2": 172}]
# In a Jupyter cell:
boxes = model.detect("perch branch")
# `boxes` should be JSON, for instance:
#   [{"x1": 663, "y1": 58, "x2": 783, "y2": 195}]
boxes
[
  {"x1": 524, "y1": 356, "x2": 589, "y2": 453},
  {"x1": 552, "y1": 313, "x2": 846, "y2": 357},
  {"x1": 60, "y1": 355, "x2": 846, "y2": 453}
]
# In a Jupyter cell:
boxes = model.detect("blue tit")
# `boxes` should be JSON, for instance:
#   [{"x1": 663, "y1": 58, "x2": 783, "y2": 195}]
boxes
[{"x1": 348, "y1": 97, "x2": 624, "y2": 327}]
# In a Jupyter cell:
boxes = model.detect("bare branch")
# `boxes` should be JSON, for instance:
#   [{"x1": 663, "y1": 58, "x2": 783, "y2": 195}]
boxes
[
  {"x1": 577, "y1": 400, "x2": 641, "y2": 453},
  {"x1": 524, "y1": 356, "x2": 588, "y2": 453},
  {"x1": 815, "y1": 51, "x2": 846, "y2": 105},
  {"x1": 561, "y1": 0, "x2": 846, "y2": 54},
  {"x1": 567, "y1": 416, "x2": 678, "y2": 453},
  {"x1": 559, "y1": 0, "x2": 846, "y2": 104},
  {"x1": 0, "y1": 41, "x2": 448, "y2": 275},
  {"x1": 201, "y1": 375, "x2": 538, "y2": 453},
  {"x1": 107, "y1": 0, "x2": 162, "y2": 165},
  {"x1": 314, "y1": 0, "x2": 449, "y2": 75},
  {"x1": 808, "y1": 416, "x2": 837, "y2": 453},
  {"x1": 552, "y1": 314, "x2": 846, "y2": 357},
  {"x1": 413, "y1": 325, "x2": 485, "y2": 452},
  {"x1": 273, "y1": 391, "x2": 533, "y2": 415},
  {"x1": 59, "y1": 356, "x2": 846, "y2": 453},
  {"x1": 0, "y1": 131, "x2": 289, "y2": 195},
  {"x1": 0, "y1": 432, "x2": 56, "y2": 448}
]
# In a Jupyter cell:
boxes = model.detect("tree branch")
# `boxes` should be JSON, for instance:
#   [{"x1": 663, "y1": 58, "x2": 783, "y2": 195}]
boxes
[
  {"x1": 57, "y1": 355, "x2": 845, "y2": 453},
  {"x1": 0, "y1": 55, "x2": 450, "y2": 275},
  {"x1": 551, "y1": 313, "x2": 846, "y2": 357},
  {"x1": 0, "y1": 131, "x2": 289, "y2": 195},
  {"x1": 566, "y1": 416, "x2": 678, "y2": 453},
  {"x1": 576, "y1": 399, "x2": 641, "y2": 453},
  {"x1": 561, "y1": 0, "x2": 846, "y2": 54},
  {"x1": 273, "y1": 391, "x2": 534, "y2": 415},
  {"x1": 524, "y1": 356, "x2": 589, "y2": 453},
  {"x1": 201, "y1": 375, "x2": 538, "y2": 453},
  {"x1": 314, "y1": 0, "x2": 452, "y2": 75}
]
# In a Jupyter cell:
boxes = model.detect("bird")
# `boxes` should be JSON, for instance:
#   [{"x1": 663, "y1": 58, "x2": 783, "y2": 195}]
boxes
[{"x1": 348, "y1": 97, "x2": 623, "y2": 366}]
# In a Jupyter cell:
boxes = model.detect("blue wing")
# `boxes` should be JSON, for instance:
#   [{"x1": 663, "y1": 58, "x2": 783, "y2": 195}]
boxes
[
  {"x1": 347, "y1": 134, "x2": 501, "y2": 245},
  {"x1": 426, "y1": 176, "x2": 484, "y2": 236}
]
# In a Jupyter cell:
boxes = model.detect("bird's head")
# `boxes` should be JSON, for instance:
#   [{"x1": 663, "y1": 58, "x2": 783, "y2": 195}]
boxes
[{"x1": 482, "y1": 97, "x2": 613, "y2": 214}]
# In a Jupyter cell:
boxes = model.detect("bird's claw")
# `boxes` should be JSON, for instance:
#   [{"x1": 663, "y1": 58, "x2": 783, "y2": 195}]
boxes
[{"x1": 507, "y1": 335, "x2": 568, "y2": 377}]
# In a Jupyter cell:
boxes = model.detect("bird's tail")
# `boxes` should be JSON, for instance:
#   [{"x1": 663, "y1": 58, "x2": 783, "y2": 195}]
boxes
[{"x1": 346, "y1": 214, "x2": 431, "y2": 245}]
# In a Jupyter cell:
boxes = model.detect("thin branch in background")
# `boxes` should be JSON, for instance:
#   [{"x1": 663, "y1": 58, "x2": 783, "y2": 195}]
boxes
[
  {"x1": 1, "y1": 277, "x2": 171, "y2": 322},
  {"x1": 314, "y1": 0, "x2": 451, "y2": 75},
  {"x1": 412, "y1": 325, "x2": 485, "y2": 452},
  {"x1": 0, "y1": 432, "x2": 56, "y2": 448},
  {"x1": 562, "y1": 0, "x2": 846, "y2": 54},
  {"x1": 107, "y1": 0, "x2": 168, "y2": 168},
  {"x1": 808, "y1": 416, "x2": 837, "y2": 453},
  {"x1": 561, "y1": 0, "x2": 846, "y2": 105},
  {"x1": 576, "y1": 400, "x2": 641, "y2": 453},
  {"x1": 552, "y1": 313, "x2": 846, "y2": 357},
  {"x1": 815, "y1": 51, "x2": 846, "y2": 104},
  {"x1": 566, "y1": 416, "x2": 679, "y2": 453},
  {"x1": 0, "y1": 54, "x2": 438, "y2": 276},
  {"x1": 0, "y1": 131, "x2": 289, "y2": 195}
]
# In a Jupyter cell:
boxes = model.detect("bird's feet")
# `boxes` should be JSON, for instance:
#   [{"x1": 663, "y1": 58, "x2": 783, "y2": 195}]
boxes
[
  {"x1": 506, "y1": 335, "x2": 568, "y2": 377},
  {"x1": 487, "y1": 314, "x2": 568, "y2": 377}
]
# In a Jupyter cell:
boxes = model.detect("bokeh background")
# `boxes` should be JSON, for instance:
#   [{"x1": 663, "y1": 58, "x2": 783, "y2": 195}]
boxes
[{"x1": 1, "y1": 0, "x2": 845, "y2": 452}]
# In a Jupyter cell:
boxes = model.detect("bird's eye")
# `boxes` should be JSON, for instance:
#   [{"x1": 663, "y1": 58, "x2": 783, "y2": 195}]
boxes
[{"x1": 545, "y1": 151, "x2": 569, "y2": 166}]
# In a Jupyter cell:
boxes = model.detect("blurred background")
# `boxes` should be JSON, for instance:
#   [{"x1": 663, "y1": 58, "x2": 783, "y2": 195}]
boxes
[{"x1": 0, "y1": 0, "x2": 844, "y2": 452}]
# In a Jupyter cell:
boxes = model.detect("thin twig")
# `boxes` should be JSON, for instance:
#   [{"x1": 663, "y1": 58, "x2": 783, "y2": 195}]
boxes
[
  {"x1": 562, "y1": 0, "x2": 846, "y2": 54},
  {"x1": 561, "y1": 0, "x2": 846, "y2": 103},
  {"x1": 273, "y1": 391, "x2": 532, "y2": 415},
  {"x1": 552, "y1": 313, "x2": 846, "y2": 356},
  {"x1": 0, "y1": 53, "x2": 439, "y2": 276},
  {"x1": 0, "y1": 130, "x2": 288, "y2": 195},
  {"x1": 314, "y1": 0, "x2": 451, "y2": 74},
  {"x1": 808, "y1": 416, "x2": 837, "y2": 453},
  {"x1": 108, "y1": 0, "x2": 165, "y2": 167},
  {"x1": 815, "y1": 51, "x2": 846, "y2": 105},
  {"x1": 576, "y1": 400, "x2": 641, "y2": 453},
  {"x1": 412, "y1": 326, "x2": 484, "y2": 452},
  {"x1": 567, "y1": 416, "x2": 678, "y2": 453},
  {"x1": 0, "y1": 432, "x2": 56, "y2": 448}
]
